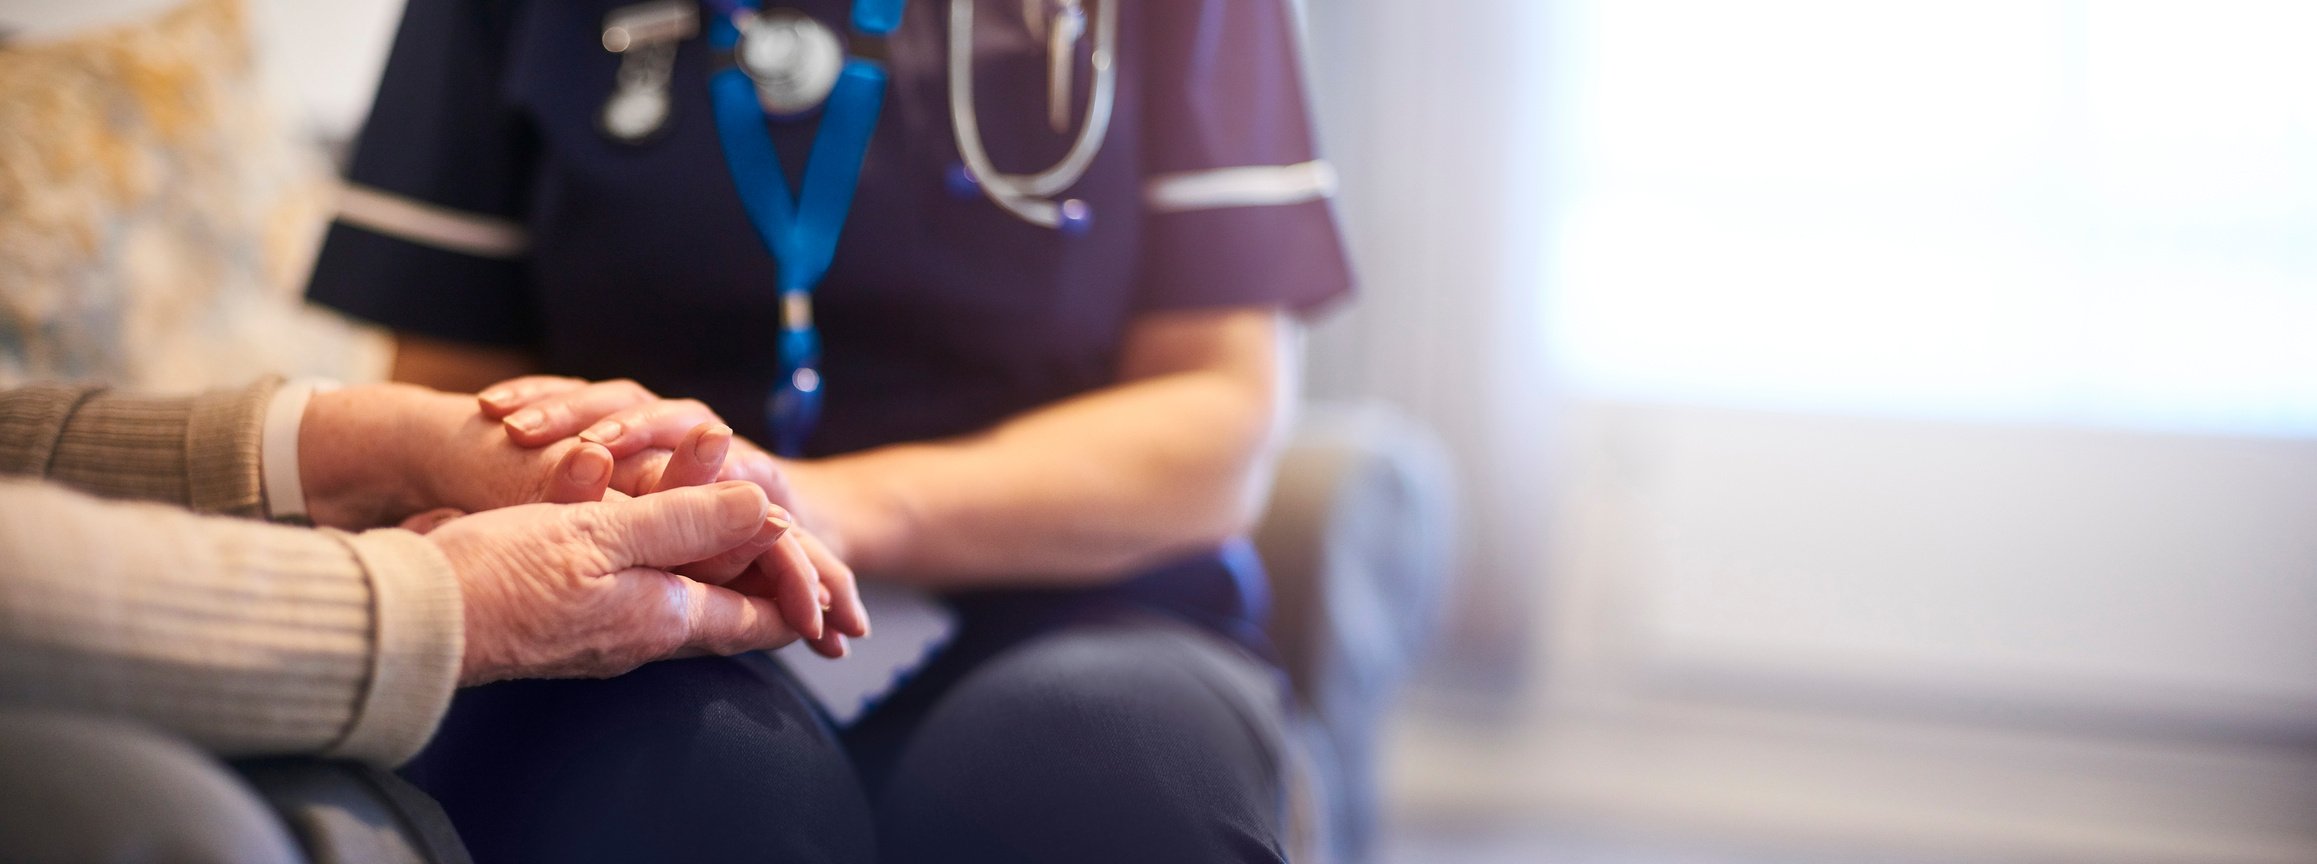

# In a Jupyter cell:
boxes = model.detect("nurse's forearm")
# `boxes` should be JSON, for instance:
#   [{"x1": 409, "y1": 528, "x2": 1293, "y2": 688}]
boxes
[
  {"x1": 390, "y1": 333, "x2": 540, "y2": 395},
  {"x1": 795, "y1": 308, "x2": 1295, "y2": 587}
]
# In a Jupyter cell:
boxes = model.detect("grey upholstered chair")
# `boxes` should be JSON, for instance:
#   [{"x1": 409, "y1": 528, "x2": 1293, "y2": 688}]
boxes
[{"x1": 1256, "y1": 402, "x2": 1456, "y2": 864}]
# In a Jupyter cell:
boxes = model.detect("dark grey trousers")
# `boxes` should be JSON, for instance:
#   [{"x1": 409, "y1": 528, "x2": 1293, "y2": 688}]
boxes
[
  {"x1": 407, "y1": 613, "x2": 1295, "y2": 864},
  {"x1": 0, "y1": 712, "x2": 466, "y2": 864},
  {"x1": 0, "y1": 616, "x2": 1293, "y2": 863}
]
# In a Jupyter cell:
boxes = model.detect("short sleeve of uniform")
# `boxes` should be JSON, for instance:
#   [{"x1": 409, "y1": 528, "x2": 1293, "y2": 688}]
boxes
[
  {"x1": 304, "y1": 0, "x2": 538, "y2": 349},
  {"x1": 1135, "y1": 0, "x2": 1353, "y2": 317}
]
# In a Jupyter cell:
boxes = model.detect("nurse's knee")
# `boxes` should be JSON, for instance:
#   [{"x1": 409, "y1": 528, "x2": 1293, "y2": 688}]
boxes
[
  {"x1": 0, "y1": 712, "x2": 303, "y2": 864},
  {"x1": 880, "y1": 622, "x2": 1288, "y2": 864}
]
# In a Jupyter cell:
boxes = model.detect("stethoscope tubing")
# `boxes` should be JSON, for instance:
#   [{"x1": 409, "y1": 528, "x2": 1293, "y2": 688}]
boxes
[{"x1": 946, "y1": 0, "x2": 1118, "y2": 227}]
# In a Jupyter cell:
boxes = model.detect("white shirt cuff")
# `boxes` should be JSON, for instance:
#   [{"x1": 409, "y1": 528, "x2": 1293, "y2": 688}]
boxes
[{"x1": 261, "y1": 378, "x2": 340, "y2": 521}]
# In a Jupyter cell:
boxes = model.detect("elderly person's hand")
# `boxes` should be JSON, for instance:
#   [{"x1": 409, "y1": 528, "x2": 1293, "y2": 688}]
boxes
[
  {"x1": 475, "y1": 376, "x2": 870, "y2": 653},
  {"x1": 426, "y1": 480, "x2": 799, "y2": 685},
  {"x1": 294, "y1": 382, "x2": 860, "y2": 657}
]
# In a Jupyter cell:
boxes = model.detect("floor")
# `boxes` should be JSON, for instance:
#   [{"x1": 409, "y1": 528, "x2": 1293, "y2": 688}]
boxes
[{"x1": 1378, "y1": 820, "x2": 1977, "y2": 864}]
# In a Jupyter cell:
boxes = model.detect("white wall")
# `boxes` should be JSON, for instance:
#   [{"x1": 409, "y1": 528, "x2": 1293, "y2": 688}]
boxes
[
  {"x1": 1294, "y1": 0, "x2": 2317, "y2": 860},
  {"x1": 245, "y1": 0, "x2": 407, "y2": 141},
  {"x1": 1386, "y1": 399, "x2": 2317, "y2": 863},
  {"x1": 1584, "y1": 403, "x2": 2317, "y2": 737},
  {"x1": 1300, "y1": 0, "x2": 1559, "y2": 688}
]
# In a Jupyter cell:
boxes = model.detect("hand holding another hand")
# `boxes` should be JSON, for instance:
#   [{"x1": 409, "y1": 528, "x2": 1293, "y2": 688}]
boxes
[
  {"x1": 477, "y1": 378, "x2": 794, "y2": 510},
  {"x1": 473, "y1": 376, "x2": 872, "y2": 655},
  {"x1": 296, "y1": 380, "x2": 866, "y2": 661},
  {"x1": 299, "y1": 382, "x2": 612, "y2": 527},
  {"x1": 426, "y1": 480, "x2": 799, "y2": 686},
  {"x1": 637, "y1": 420, "x2": 866, "y2": 658}
]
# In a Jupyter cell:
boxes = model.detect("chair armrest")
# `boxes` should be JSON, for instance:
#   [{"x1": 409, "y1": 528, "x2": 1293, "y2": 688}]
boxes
[
  {"x1": 1258, "y1": 401, "x2": 1455, "y2": 702},
  {"x1": 1254, "y1": 401, "x2": 1456, "y2": 861}
]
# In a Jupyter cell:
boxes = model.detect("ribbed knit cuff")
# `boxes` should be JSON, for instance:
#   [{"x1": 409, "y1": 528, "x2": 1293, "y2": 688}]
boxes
[
  {"x1": 0, "y1": 384, "x2": 94, "y2": 477},
  {"x1": 327, "y1": 528, "x2": 464, "y2": 766},
  {"x1": 185, "y1": 377, "x2": 280, "y2": 518},
  {"x1": 34, "y1": 378, "x2": 277, "y2": 516}
]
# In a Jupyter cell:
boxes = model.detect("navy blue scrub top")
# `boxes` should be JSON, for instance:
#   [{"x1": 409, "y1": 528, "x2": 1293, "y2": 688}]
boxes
[{"x1": 309, "y1": 0, "x2": 1354, "y2": 641}]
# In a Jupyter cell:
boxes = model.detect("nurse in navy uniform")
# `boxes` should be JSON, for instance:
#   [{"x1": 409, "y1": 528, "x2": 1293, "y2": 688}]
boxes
[{"x1": 308, "y1": 0, "x2": 1352, "y2": 861}]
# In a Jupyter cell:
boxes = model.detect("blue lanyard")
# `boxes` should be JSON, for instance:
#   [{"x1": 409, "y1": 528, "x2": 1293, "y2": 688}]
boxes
[{"x1": 705, "y1": 0, "x2": 902, "y2": 455}]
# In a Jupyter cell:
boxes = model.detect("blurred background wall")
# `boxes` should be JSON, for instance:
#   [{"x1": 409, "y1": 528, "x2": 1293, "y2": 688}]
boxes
[
  {"x1": 1298, "y1": 1, "x2": 2317, "y2": 862},
  {"x1": 0, "y1": 0, "x2": 393, "y2": 389},
  {"x1": 5, "y1": 1, "x2": 2313, "y2": 861}
]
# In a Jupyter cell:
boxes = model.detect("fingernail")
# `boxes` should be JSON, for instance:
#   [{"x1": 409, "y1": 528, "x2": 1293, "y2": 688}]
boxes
[
  {"x1": 696, "y1": 425, "x2": 732, "y2": 466},
  {"x1": 506, "y1": 408, "x2": 544, "y2": 434},
  {"x1": 801, "y1": 602, "x2": 824, "y2": 640},
  {"x1": 754, "y1": 516, "x2": 790, "y2": 549},
  {"x1": 580, "y1": 420, "x2": 623, "y2": 445},
  {"x1": 567, "y1": 451, "x2": 610, "y2": 486},
  {"x1": 767, "y1": 510, "x2": 793, "y2": 534},
  {"x1": 479, "y1": 387, "x2": 513, "y2": 405},
  {"x1": 718, "y1": 484, "x2": 765, "y2": 531},
  {"x1": 817, "y1": 586, "x2": 832, "y2": 610}
]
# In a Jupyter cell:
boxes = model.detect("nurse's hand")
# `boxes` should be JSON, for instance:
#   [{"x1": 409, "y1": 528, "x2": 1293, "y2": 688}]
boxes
[
  {"x1": 633, "y1": 422, "x2": 860, "y2": 657},
  {"x1": 475, "y1": 378, "x2": 781, "y2": 492},
  {"x1": 474, "y1": 376, "x2": 870, "y2": 654},
  {"x1": 300, "y1": 382, "x2": 616, "y2": 527}
]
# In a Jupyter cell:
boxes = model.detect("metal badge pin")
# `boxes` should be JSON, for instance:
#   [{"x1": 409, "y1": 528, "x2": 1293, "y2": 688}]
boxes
[
  {"x1": 600, "y1": 0, "x2": 700, "y2": 144},
  {"x1": 600, "y1": 41, "x2": 677, "y2": 143},
  {"x1": 736, "y1": 8, "x2": 846, "y2": 118}
]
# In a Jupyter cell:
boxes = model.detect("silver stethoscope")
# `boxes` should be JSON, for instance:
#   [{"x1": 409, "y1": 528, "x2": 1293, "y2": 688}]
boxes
[
  {"x1": 597, "y1": 0, "x2": 1118, "y2": 233},
  {"x1": 945, "y1": 0, "x2": 1116, "y2": 232}
]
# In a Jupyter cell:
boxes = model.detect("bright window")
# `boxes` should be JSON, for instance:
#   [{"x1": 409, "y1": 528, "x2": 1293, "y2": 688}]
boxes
[{"x1": 1544, "y1": 0, "x2": 2317, "y2": 437}]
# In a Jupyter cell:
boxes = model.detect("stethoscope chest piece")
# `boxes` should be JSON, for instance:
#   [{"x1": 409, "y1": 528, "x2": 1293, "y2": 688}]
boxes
[{"x1": 736, "y1": 8, "x2": 846, "y2": 117}]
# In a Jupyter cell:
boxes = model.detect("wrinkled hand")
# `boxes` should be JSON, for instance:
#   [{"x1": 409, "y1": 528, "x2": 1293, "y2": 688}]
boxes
[
  {"x1": 475, "y1": 376, "x2": 869, "y2": 655},
  {"x1": 427, "y1": 480, "x2": 798, "y2": 686}
]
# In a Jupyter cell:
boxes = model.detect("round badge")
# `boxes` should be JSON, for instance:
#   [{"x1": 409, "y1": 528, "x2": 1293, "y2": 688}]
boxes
[
  {"x1": 737, "y1": 9, "x2": 844, "y2": 117},
  {"x1": 600, "y1": 84, "x2": 672, "y2": 143}
]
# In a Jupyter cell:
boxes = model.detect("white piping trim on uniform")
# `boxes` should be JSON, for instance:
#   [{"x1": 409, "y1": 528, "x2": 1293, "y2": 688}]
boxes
[
  {"x1": 335, "y1": 183, "x2": 530, "y2": 260},
  {"x1": 1143, "y1": 160, "x2": 1337, "y2": 214}
]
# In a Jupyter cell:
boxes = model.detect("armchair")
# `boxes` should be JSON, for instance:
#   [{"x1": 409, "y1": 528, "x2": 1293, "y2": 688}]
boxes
[{"x1": 1256, "y1": 401, "x2": 1457, "y2": 863}]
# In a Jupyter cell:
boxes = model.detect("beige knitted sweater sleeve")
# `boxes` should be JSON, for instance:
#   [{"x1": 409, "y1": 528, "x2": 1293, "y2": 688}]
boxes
[{"x1": 0, "y1": 381, "x2": 462, "y2": 765}]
